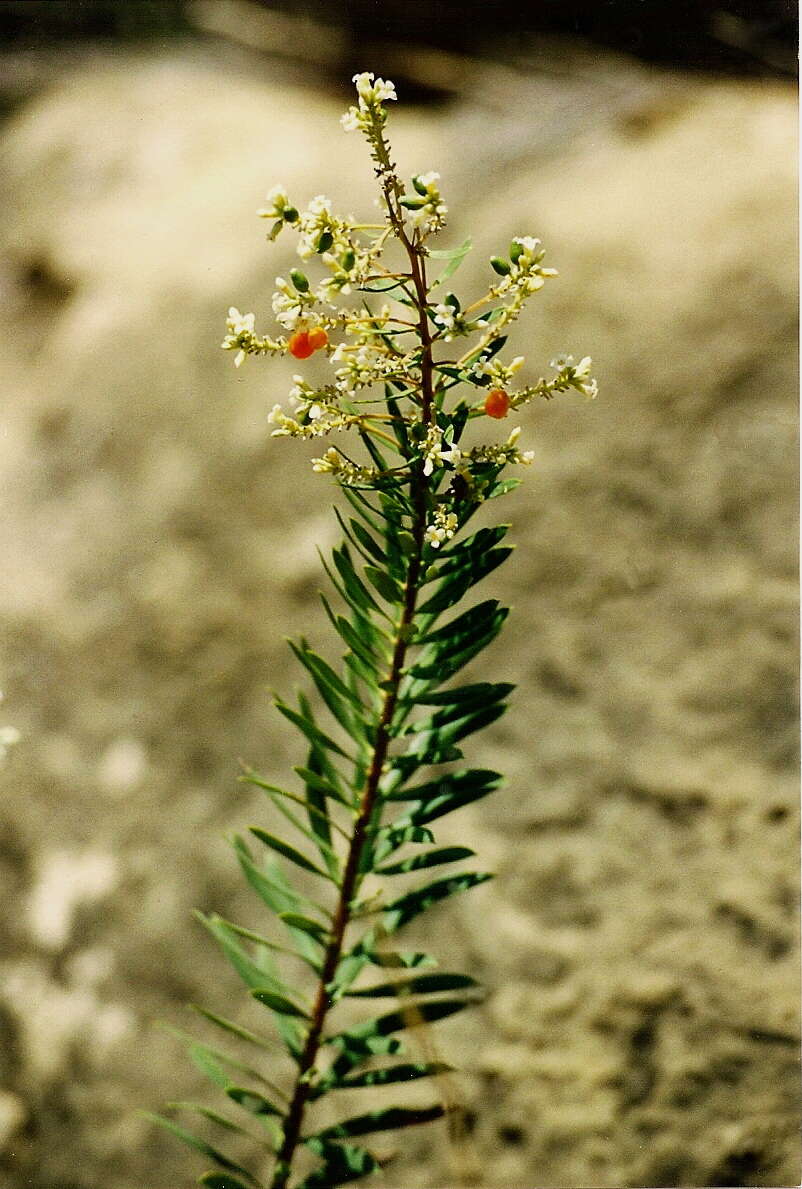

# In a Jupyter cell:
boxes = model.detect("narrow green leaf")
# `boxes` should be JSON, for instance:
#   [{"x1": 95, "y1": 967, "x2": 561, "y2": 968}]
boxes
[
  {"x1": 297, "y1": 1140, "x2": 378, "y2": 1188},
  {"x1": 190, "y1": 1004, "x2": 284, "y2": 1052},
  {"x1": 249, "y1": 827, "x2": 333, "y2": 881},
  {"x1": 417, "y1": 547, "x2": 513, "y2": 617},
  {"x1": 383, "y1": 873, "x2": 493, "y2": 934},
  {"x1": 170, "y1": 1102, "x2": 262, "y2": 1139},
  {"x1": 252, "y1": 988, "x2": 310, "y2": 1019},
  {"x1": 364, "y1": 565, "x2": 403, "y2": 604},
  {"x1": 370, "y1": 824, "x2": 435, "y2": 868},
  {"x1": 310, "y1": 1103, "x2": 444, "y2": 1141},
  {"x1": 225, "y1": 1086, "x2": 283, "y2": 1117},
  {"x1": 199, "y1": 1174, "x2": 253, "y2": 1189},
  {"x1": 274, "y1": 699, "x2": 351, "y2": 760},
  {"x1": 143, "y1": 1113, "x2": 254, "y2": 1180},
  {"x1": 278, "y1": 912, "x2": 329, "y2": 945},
  {"x1": 294, "y1": 765, "x2": 354, "y2": 808},
  {"x1": 196, "y1": 912, "x2": 286, "y2": 993},
  {"x1": 332, "y1": 544, "x2": 382, "y2": 615},
  {"x1": 366, "y1": 949, "x2": 436, "y2": 970},
  {"x1": 345, "y1": 972, "x2": 478, "y2": 997},
  {"x1": 327, "y1": 997, "x2": 471, "y2": 1050},
  {"x1": 331, "y1": 1061, "x2": 453, "y2": 1090},
  {"x1": 375, "y1": 845, "x2": 476, "y2": 875}
]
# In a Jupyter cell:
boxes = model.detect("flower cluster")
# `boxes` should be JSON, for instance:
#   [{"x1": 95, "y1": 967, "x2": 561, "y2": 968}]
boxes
[
  {"x1": 421, "y1": 424, "x2": 462, "y2": 476},
  {"x1": 221, "y1": 71, "x2": 595, "y2": 501},
  {"x1": 310, "y1": 447, "x2": 381, "y2": 486},
  {"x1": 424, "y1": 506, "x2": 459, "y2": 549},
  {"x1": 400, "y1": 172, "x2": 448, "y2": 235},
  {"x1": 257, "y1": 184, "x2": 300, "y2": 241},
  {"x1": 221, "y1": 308, "x2": 285, "y2": 367},
  {"x1": 341, "y1": 72, "x2": 397, "y2": 134},
  {"x1": 465, "y1": 426, "x2": 535, "y2": 468}
]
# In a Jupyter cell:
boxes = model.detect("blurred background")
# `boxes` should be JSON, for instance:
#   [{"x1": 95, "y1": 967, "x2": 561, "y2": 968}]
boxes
[{"x1": 0, "y1": 2, "x2": 798, "y2": 1187}]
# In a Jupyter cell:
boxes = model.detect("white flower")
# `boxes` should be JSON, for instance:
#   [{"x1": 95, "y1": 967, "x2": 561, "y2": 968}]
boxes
[
  {"x1": 513, "y1": 235, "x2": 541, "y2": 256},
  {"x1": 353, "y1": 72, "x2": 397, "y2": 106},
  {"x1": 424, "y1": 508, "x2": 458, "y2": 549},
  {"x1": 550, "y1": 353, "x2": 574, "y2": 370},
  {"x1": 432, "y1": 304, "x2": 456, "y2": 332},
  {"x1": 257, "y1": 185, "x2": 289, "y2": 220},
  {"x1": 341, "y1": 107, "x2": 361, "y2": 133}
]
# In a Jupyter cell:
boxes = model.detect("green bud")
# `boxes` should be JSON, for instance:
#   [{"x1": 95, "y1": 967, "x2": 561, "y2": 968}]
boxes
[
  {"x1": 509, "y1": 240, "x2": 523, "y2": 263},
  {"x1": 268, "y1": 219, "x2": 284, "y2": 241},
  {"x1": 315, "y1": 229, "x2": 334, "y2": 253},
  {"x1": 410, "y1": 422, "x2": 427, "y2": 442},
  {"x1": 290, "y1": 268, "x2": 309, "y2": 292},
  {"x1": 341, "y1": 247, "x2": 356, "y2": 271},
  {"x1": 399, "y1": 196, "x2": 427, "y2": 209},
  {"x1": 283, "y1": 206, "x2": 299, "y2": 224},
  {"x1": 490, "y1": 256, "x2": 510, "y2": 276},
  {"x1": 412, "y1": 174, "x2": 429, "y2": 197},
  {"x1": 445, "y1": 292, "x2": 460, "y2": 312}
]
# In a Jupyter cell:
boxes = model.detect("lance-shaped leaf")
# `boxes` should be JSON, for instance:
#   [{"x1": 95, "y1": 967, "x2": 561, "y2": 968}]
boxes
[
  {"x1": 309, "y1": 1103, "x2": 445, "y2": 1142},
  {"x1": 251, "y1": 987, "x2": 310, "y2": 1019},
  {"x1": 382, "y1": 873, "x2": 493, "y2": 935},
  {"x1": 327, "y1": 997, "x2": 472, "y2": 1051},
  {"x1": 249, "y1": 827, "x2": 333, "y2": 882},
  {"x1": 170, "y1": 1101, "x2": 265, "y2": 1141},
  {"x1": 429, "y1": 235, "x2": 472, "y2": 283},
  {"x1": 385, "y1": 768, "x2": 504, "y2": 826},
  {"x1": 404, "y1": 704, "x2": 508, "y2": 763},
  {"x1": 409, "y1": 601, "x2": 509, "y2": 682},
  {"x1": 143, "y1": 1113, "x2": 256, "y2": 1183},
  {"x1": 190, "y1": 1004, "x2": 285, "y2": 1053},
  {"x1": 364, "y1": 564, "x2": 403, "y2": 604},
  {"x1": 369, "y1": 823, "x2": 434, "y2": 868},
  {"x1": 396, "y1": 681, "x2": 513, "y2": 734},
  {"x1": 297, "y1": 1140, "x2": 378, "y2": 1189},
  {"x1": 225, "y1": 1086, "x2": 284, "y2": 1117},
  {"x1": 417, "y1": 543, "x2": 513, "y2": 617},
  {"x1": 274, "y1": 698, "x2": 351, "y2": 760},
  {"x1": 376, "y1": 845, "x2": 476, "y2": 876},
  {"x1": 278, "y1": 912, "x2": 329, "y2": 946},
  {"x1": 332, "y1": 543, "x2": 383, "y2": 615},
  {"x1": 324, "y1": 1061, "x2": 453, "y2": 1091},
  {"x1": 196, "y1": 913, "x2": 287, "y2": 994},
  {"x1": 199, "y1": 1174, "x2": 254, "y2": 1189},
  {"x1": 344, "y1": 971, "x2": 478, "y2": 998},
  {"x1": 289, "y1": 640, "x2": 366, "y2": 737},
  {"x1": 232, "y1": 840, "x2": 327, "y2": 965}
]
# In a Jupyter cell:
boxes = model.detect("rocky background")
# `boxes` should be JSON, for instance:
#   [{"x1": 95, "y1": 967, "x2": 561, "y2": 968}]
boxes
[{"x1": 0, "y1": 6, "x2": 798, "y2": 1187}]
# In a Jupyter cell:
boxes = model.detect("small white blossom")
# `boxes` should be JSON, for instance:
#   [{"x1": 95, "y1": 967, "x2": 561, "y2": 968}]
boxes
[
  {"x1": 222, "y1": 307, "x2": 284, "y2": 366},
  {"x1": 424, "y1": 507, "x2": 459, "y2": 549},
  {"x1": 353, "y1": 72, "x2": 397, "y2": 106}
]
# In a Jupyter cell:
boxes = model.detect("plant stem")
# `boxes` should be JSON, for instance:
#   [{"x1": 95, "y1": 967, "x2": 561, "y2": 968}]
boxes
[{"x1": 268, "y1": 481, "x2": 427, "y2": 1189}]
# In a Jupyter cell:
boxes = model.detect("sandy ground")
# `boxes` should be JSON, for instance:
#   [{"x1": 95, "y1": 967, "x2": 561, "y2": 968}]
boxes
[{"x1": 0, "y1": 40, "x2": 798, "y2": 1189}]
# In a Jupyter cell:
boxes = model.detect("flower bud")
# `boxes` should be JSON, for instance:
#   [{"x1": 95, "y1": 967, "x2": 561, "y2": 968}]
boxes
[{"x1": 490, "y1": 256, "x2": 510, "y2": 276}]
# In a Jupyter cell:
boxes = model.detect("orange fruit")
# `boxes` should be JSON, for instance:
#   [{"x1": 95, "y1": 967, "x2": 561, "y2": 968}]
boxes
[
  {"x1": 307, "y1": 327, "x2": 329, "y2": 352},
  {"x1": 288, "y1": 330, "x2": 314, "y2": 359},
  {"x1": 484, "y1": 388, "x2": 510, "y2": 419}
]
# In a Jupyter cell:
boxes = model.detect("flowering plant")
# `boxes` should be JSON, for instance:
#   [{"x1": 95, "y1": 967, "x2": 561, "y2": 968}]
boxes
[{"x1": 150, "y1": 72, "x2": 596, "y2": 1189}]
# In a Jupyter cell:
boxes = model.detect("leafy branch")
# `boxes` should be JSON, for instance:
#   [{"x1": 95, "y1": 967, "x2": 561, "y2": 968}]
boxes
[{"x1": 152, "y1": 71, "x2": 596, "y2": 1189}]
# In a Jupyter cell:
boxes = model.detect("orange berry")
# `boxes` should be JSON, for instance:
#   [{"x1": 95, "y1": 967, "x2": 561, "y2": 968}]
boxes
[
  {"x1": 484, "y1": 388, "x2": 510, "y2": 419},
  {"x1": 307, "y1": 326, "x2": 329, "y2": 352},
  {"x1": 288, "y1": 330, "x2": 314, "y2": 359}
]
